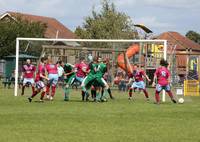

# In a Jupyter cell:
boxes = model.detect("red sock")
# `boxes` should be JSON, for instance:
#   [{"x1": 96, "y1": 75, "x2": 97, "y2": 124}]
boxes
[
  {"x1": 21, "y1": 86, "x2": 25, "y2": 95},
  {"x1": 81, "y1": 91, "x2": 84, "y2": 96},
  {"x1": 129, "y1": 88, "x2": 132, "y2": 97},
  {"x1": 167, "y1": 91, "x2": 173, "y2": 99},
  {"x1": 40, "y1": 91, "x2": 45, "y2": 100},
  {"x1": 143, "y1": 89, "x2": 149, "y2": 98},
  {"x1": 31, "y1": 90, "x2": 39, "y2": 98},
  {"x1": 51, "y1": 85, "x2": 56, "y2": 97},
  {"x1": 155, "y1": 91, "x2": 160, "y2": 103},
  {"x1": 31, "y1": 86, "x2": 35, "y2": 93},
  {"x1": 46, "y1": 85, "x2": 50, "y2": 95}
]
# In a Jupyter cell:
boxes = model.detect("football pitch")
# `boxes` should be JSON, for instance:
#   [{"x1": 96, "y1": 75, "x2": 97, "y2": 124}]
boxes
[{"x1": 0, "y1": 88, "x2": 200, "y2": 142}]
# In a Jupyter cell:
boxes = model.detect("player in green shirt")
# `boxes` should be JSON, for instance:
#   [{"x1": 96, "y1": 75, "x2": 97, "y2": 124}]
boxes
[
  {"x1": 63, "y1": 63, "x2": 76, "y2": 101},
  {"x1": 92, "y1": 57, "x2": 111, "y2": 102},
  {"x1": 81, "y1": 57, "x2": 98, "y2": 101}
]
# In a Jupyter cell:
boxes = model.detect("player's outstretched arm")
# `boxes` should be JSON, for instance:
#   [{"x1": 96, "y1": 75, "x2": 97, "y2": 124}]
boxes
[
  {"x1": 152, "y1": 76, "x2": 157, "y2": 87},
  {"x1": 144, "y1": 74, "x2": 151, "y2": 82},
  {"x1": 40, "y1": 73, "x2": 49, "y2": 80}
]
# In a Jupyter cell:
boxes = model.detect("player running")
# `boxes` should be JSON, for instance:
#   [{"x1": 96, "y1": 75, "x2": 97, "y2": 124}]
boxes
[
  {"x1": 21, "y1": 59, "x2": 36, "y2": 96},
  {"x1": 28, "y1": 57, "x2": 49, "y2": 102},
  {"x1": 45, "y1": 56, "x2": 58, "y2": 101},
  {"x1": 128, "y1": 64, "x2": 151, "y2": 101},
  {"x1": 152, "y1": 59, "x2": 176, "y2": 104}
]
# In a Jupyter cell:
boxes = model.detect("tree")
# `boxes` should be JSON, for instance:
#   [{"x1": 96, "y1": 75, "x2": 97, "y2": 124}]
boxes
[
  {"x1": 75, "y1": 0, "x2": 137, "y2": 47},
  {"x1": 186, "y1": 30, "x2": 200, "y2": 44},
  {"x1": 0, "y1": 17, "x2": 47, "y2": 58}
]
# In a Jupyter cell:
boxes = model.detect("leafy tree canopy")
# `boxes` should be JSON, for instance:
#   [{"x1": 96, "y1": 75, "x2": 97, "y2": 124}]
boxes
[
  {"x1": 186, "y1": 30, "x2": 200, "y2": 44},
  {"x1": 0, "y1": 16, "x2": 46, "y2": 58}
]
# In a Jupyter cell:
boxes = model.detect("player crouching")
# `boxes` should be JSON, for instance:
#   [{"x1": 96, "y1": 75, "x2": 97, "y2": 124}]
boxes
[
  {"x1": 152, "y1": 59, "x2": 176, "y2": 104},
  {"x1": 28, "y1": 57, "x2": 49, "y2": 102}
]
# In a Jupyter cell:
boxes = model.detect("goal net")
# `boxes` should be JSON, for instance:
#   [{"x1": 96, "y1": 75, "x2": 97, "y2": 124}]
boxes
[{"x1": 13, "y1": 38, "x2": 167, "y2": 101}]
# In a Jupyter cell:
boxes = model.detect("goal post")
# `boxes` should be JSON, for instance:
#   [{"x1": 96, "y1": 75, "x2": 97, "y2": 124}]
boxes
[{"x1": 15, "y1": 37, "x2": 167, "y2": 101}]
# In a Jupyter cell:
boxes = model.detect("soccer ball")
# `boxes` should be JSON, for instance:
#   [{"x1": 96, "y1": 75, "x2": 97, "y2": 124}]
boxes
[{"x1": 178, "y1": 98, "x2": 184, "y2": 104}]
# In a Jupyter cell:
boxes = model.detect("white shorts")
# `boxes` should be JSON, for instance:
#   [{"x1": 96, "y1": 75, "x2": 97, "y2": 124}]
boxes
[
  {"x1": 35, "y1": 81, "x2": 45, "y2": 89},
  {"x1": 23, "y1": 78, "x2": 35, "y2": 85}
]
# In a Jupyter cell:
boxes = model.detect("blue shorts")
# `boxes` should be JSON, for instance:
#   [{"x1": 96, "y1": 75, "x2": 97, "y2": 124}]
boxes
[
  {"x1": 75, "y1": 76, "x2": 84, "y2": 83},
  {"x1": 48, "y1": 74, "x2": 58, "y2": 86},
  {"x1": 131, "y1": 81, "x2": 145, "y2": 89},
  {"x1": 156, "y1": 84, "x2": 170, "y2": 92}
]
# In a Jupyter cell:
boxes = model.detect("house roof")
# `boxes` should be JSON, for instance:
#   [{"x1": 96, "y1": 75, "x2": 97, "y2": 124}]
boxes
[
  {"x1": 0, "y1": 11, "x2": 76, "y2": 39},
  {"x1": 156, "y1": 31, "x2": 200, "y2": 51}
]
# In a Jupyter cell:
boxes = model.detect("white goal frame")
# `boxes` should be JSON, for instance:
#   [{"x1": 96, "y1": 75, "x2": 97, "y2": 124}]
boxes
[{"x1": 15, "y1": 38, "x2": 167, "y2": 101}]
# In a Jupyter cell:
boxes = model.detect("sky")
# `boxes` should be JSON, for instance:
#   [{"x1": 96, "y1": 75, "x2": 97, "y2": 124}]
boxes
[{"x1": 0, "y1": 0, "x2": 200, "y2": 35}]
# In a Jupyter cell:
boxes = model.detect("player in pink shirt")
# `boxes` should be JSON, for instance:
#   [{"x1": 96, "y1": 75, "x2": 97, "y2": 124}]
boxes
[
  {"x1": 28, "y1": 57, "x2": 49, "y2": 102},
  {"x1": 128, "y1": 64, "x2": 151, "y2": 101},
  {"x1": 45, "y1": 56, "x2": 58, "y2": 101},
  {"x1": 21, "y1": 59, "x2": 36, "y2": 95},
  {"x1": 152, "y1": 59, "x2": 176, "y2": 104},
  {"x1": 74, "y1": 57, "x2": 88, "y2": 100}
]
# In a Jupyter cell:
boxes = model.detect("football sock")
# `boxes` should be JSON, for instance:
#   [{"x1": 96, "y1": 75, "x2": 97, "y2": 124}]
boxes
[
  {"x1": 40, "y1": 91, "x2": 45, "y2": 100},
  {"x1": 96, "y1": 92, "x2": 101, "y2": 101},
  {"x1": 167, "y1": 91, "x2": 176, "y2": 103},
  {"x1": 107, "y1": 88, "x2": 114, "y2": 99},
  {"x1": 143, "y1": 89, "x2": 149, "y2": 98},
  {"x1": 64, "y1": 87, "x2": 70, "y2": 100},
  {"x1": 155, "y1": 91, "x2": 160, "y2": 103},
  {"x1": 81, "y1": 91, "x2": 85, "y2": 101},
  {"x1": 21, "y1": 86, "x2": 25, "y2": 95},
  {"x1": 31, "y1": 86, "x2": 35, "y2": 94},
  {"x1": 46, "y1": 85, "x2": 50, "y2": 95},
  {"x1": 51, "y1": 85, "x2": 56, "y2": 97},
  {"x1": 129, "y1": 88, "x2": 132, "y2": 97},
  {"x1": 31, "y1": 90, "x2": 39, "y2": 98}
]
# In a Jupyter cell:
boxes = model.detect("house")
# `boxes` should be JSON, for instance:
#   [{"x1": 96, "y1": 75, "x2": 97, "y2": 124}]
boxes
[
  {"x1": 157, "y1": 31, "x2": 200, "y2": 80},
  {"x1": 0, "y1": 11, "x2": 77, "y2": 77},
  {"x1": 0, "y1": 11, "x2": 76, "y2": 39}
]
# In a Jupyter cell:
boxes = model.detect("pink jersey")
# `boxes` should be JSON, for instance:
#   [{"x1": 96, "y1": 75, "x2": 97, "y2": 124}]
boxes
[
  {"x1": 22, "y1": 64, "x2": 36, "y2": 78},
  {"x1": 75, "y1": 62, "x2": 88, "y2": 77},
  {"x1": 46, "y1": 64, "x2": 58, "y2": 74},
  {"x1": 132, "y1": 69, "x2": 145, "y2": 82},
  {"x1": 154, "y1": 67, "x2": 170, "y2": 86},
  {"x1": 35, "y1": 63, "x2": 45, "y2": 82}
]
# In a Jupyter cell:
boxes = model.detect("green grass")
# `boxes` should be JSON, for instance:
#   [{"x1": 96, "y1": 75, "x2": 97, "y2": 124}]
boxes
[{"x1": 0, "y1": 88, "x2": 200, "y2": 142}]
